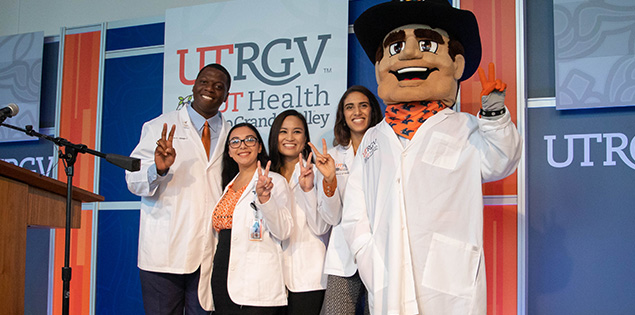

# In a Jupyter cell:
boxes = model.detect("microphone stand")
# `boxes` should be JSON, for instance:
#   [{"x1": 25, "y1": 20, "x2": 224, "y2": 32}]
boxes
[{"x1": 1, "y1": 122, "x2": 140, "y2": 315}]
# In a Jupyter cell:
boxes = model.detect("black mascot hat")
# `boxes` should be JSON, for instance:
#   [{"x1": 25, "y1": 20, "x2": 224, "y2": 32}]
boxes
[{"x1": 354, "y1": 0, "x2": 482, "y2": 82}]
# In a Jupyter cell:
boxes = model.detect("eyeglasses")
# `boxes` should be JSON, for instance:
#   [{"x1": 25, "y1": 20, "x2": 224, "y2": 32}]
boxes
[{"x1": 228, "y1": 136, "x2": 258, "y2": 148}]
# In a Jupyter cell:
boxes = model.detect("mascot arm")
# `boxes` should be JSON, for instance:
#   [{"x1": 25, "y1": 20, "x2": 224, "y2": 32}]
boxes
[{"x1": 478, "y1": 62, "x2": 508, "y2": 120}]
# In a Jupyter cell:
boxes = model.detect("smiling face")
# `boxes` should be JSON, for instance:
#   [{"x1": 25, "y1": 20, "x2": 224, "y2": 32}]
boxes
[
  {"x1": 191, "y1": 67, "x2": 229, "y2": 119},
  {"x1": 228, "y1": 126, "x2": 262, "y2": 169},
  {"x1": 277, "y1": 115, "x2": 307, "y2": 163},
  {"x1": 343, "y1": 91, "x2": 372, "y2": 137},
  {"x1": 376, "y1": 24, "x2": 465, "y2": 106}
]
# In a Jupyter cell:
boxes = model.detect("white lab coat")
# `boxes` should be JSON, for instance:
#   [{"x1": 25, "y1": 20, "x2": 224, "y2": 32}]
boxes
[
  {"x1": 198, "y1": 169, "x2": 294, "y2": 310},
  {"x1": 316, "y1": 144, "x2": 358, "y2": 277},
  {"x1": 341, "y1": 108, "x2": 522, "y2": 315},
  {"x1": 282, "y1": 162, "x2": 330, "y2": 292},
  {"x1": 126, "y1": 106, "x2": 229, "y2": 274}
]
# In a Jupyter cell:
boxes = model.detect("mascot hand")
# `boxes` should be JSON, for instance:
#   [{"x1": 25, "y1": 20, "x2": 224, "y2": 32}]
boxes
[{"x1": 478, "y1": 62, "x2": 507, "y2": 112}]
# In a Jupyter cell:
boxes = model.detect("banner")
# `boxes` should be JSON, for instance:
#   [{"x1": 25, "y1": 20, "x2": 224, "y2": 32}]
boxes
[
  {"x1": 0, "y1": 32, "x2": 43, "y2": 142},
  {"x1": 554, "y1": 0, "x2": 635, "y2": 110},
  {"x1": 164, "y1": 0, "x2": 348, "y2": 142},
  {"x1": 527, "y1": 106, "x2": 635, "y2": 313}
]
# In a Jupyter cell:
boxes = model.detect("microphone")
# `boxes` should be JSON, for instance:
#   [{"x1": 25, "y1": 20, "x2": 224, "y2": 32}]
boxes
[
  {"x1": 105, "y1": 153, "x2": 141, "y2": 172},
  {"x1": 0, "y1": 103, "x2": 19, "y2": 119}
]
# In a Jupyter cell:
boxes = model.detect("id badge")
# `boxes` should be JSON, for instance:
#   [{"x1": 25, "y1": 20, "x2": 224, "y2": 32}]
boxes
[{"x1": 249, "y1": 218, "x2": 263, "y2": 241}]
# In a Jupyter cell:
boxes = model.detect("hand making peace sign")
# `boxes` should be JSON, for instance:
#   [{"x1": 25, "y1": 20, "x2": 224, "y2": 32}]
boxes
[
  {"x1": 298, "y1": 152, "x2": 315, "y2": 192},
  {"x1": 256, "y1": 160, "x2": 273, "y2": 204},
  {"x1": 308, "y1": 139, "x2": 336, "y2": 184},
  {"x1": 478, "y1": 62, "x2": 507, "y2": 98},
  {"x1": 155, "y1": 123, "x2": 176, "y2": 176}
]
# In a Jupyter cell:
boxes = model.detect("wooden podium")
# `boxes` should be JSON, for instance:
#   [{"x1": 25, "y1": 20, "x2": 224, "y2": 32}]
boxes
[{"x1": 0, "y1": 159, "x2": 104, "y2": 315}]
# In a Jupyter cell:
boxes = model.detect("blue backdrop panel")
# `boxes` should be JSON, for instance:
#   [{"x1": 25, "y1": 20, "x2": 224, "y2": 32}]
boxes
[
  {"x1": 347, "y1": 33, "x2": 384, "y2": 111},
  {"x1": 41, "y1": 41, "x2": 59, "y2": 128},
  {"x1": 527, "y1": 106, "x2": 635, "y2": 314},
  {"x1": 24, "y1": 228, "x2": 50, "y2": 315},
  {"x1": 105, "y1": 23, "x2": 165, "y2": 52},
  {"x1": 99, "y1": 53, "x2": 163, "y2": 201},
  {"x1": 526, "y1": 0, "x2": 555, "y2": 98},
  {"x1": 96, "y1": 210, "x2": 144, "y2": 314}
]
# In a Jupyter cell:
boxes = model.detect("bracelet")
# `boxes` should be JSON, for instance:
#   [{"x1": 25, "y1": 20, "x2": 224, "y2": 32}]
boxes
[
  {"x1": 322, "y1": 177, "x2": 337, "y2": 198},
  {"x1": 479, "y1": 107, "x2": 506, "y2": 117}
]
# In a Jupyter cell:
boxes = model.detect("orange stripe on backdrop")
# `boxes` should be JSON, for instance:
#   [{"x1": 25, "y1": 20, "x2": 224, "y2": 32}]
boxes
[
  {"x1": 461, "y1": 0, "x2": 519, "y2": 196},
  {"x1": 54, "y1": 31, "x2": 101, "y2": 315},
  {"x1": 484, "y1": 205, "x2": 518, "y2": 315},
  {"x1": 460, "y1": 1, "x2": 519, "y2": 314}
]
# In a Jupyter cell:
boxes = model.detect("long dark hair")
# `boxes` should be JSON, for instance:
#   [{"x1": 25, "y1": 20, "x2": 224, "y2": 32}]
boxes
[
  {"x1": 333, "y1": 85, "x2": 383, "y2": 146},
  {"x1": 221, "y1": 123, "x2": 269, "y2": 189},
  {"x1": 268, "y1": 109, "x2": 312, "y2": 173}
]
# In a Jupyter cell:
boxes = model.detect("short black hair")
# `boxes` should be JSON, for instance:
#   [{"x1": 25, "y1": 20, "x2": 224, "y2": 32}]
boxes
[{"x1": 197, "y1": 63, "x2": 231, "y2": 90}]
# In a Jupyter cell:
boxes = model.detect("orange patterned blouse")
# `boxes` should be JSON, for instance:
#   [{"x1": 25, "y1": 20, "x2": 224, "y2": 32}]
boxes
[{"x1": 212, "y1": 184, "x2": 247, "y2": 232}]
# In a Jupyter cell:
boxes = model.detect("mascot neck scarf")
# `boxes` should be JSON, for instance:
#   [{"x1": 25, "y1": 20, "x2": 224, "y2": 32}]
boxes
[{"x1": 385, "y1": 100, "x2": 447, "y2": 140}]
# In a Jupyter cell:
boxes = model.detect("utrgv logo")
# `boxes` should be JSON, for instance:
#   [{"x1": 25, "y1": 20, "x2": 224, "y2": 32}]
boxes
[
  {"x1": 362, "y1": 140, "x2": 379, "y2": 162},
  {"x1": 177, "y1": 34, "x2": 332, "y2": 86},
  {"x1": 544, "y1": 133, "x2": 635, "y2": 169}
]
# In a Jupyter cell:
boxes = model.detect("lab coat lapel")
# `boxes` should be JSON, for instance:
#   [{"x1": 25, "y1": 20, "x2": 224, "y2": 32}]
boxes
[
  {"x1": 235, "y1": 169, "x2": 259, "y2": 206},
  {"x1": 372, "y1": 121, "x2": 403, "y2": 233},
  {"x1": 208, "y1": 113, "x2": 227, "y2": 168},
  {"x1": 288, "y1": 162, "x2": 301, "y2": 191},
  {"x1": 178, "y1": 108, "x2": 208, "y2": 162}
]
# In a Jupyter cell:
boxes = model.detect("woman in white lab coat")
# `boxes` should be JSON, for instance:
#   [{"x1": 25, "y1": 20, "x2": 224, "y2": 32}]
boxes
[
  {"x1": 309, "y1": 85, "x2": 383, "y2": 315},
  {"x1": 268, "y1": 110, "x2": 330, "y2": 315},
  {"x1": 199, "y1": 122, "x2": 293, "y2": 315}
]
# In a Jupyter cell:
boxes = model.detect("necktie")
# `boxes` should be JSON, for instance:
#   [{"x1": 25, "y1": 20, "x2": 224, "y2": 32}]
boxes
[
  {"x1": 384, "y1": 100, "x2": 446, "y2": 140},
  {"x1": 202, "y1": 121, "x2": 210, "y2": 159}
]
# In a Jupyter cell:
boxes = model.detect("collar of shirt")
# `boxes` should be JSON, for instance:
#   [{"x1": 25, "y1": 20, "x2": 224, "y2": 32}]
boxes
[{"x1": 186, "y1": 104, "x2": 222, "y2": 137}]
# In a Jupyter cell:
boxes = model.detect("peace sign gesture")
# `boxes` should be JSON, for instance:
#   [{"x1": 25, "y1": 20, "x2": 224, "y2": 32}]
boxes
[
  {"x1": 478, "y1": 62, "x2": 507, "y2": 97},
  {"x1": 477, "y1": 62, "x2": 507, "y2": 113},
  {"x1": 256, "y1": 160, "x2": 273, "y2": 203},
  {"x1": 298, "y1": 152, "x2": 315, "y2": 192},
  {"x1": 155, "y1": 123, "x2": 176, "y2": 175},
  {"x1": 308, "y1": 139, "x2": 336, "y2": 184}
]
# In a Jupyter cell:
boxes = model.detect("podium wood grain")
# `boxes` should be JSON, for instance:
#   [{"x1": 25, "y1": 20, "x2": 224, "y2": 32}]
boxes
[{"x1": 0, "y1": 160, "x2": 103, "y2": 314}]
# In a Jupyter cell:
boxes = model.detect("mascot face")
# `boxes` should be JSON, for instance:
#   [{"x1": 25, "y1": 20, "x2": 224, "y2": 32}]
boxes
[{"x1": 375, "y1": 24, "x2": 465, "y2": 106}]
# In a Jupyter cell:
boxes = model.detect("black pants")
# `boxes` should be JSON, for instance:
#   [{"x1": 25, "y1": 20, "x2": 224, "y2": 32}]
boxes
[
  {"x1": 286, "y1": 289, "x2": 326, "y2": 315},
  {"x1": 139, "y1": 267, "x2": 209, "y2": 315},
  {"x1": 211, "y1": 229, "x2": 284, "y2": 315}
]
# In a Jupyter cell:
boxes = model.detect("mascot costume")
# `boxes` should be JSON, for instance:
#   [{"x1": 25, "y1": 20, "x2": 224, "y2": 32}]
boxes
[{"x1": 340, "y1": 0, "x2": 523, "y2": 314}]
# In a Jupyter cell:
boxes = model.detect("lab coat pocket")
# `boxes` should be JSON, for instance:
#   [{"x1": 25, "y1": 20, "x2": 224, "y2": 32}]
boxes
[
  {"x1": 421, "y1": 132, "x2": 462, "y2": 170},
  {"x1": 245, "y1": 250, "x2": 284, "y2": 300},
  {"x1": 139, "y1": 219, "x2": 170, "y2": 265},
  {"x1": 422, "y1": 233, "x2": 480, "y2": 298}
]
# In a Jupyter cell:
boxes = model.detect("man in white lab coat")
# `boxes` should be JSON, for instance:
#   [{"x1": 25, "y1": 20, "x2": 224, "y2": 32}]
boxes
[
  {"x1": 126, "y1": 64, "x2": 231, "y2": 314},
  {"x1": 341, "y1": 1, "x2": 522, "y2": 314}
]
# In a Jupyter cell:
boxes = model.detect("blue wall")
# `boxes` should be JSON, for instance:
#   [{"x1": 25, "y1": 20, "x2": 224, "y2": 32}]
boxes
[{"x1": 526, "y1": 0, "x2": 635, "y2": 313}]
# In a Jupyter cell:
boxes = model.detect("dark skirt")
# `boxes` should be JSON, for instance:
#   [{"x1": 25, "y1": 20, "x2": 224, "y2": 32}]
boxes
[{"x1": 211, "y1": 229, "x2": 284, "y2": 315}]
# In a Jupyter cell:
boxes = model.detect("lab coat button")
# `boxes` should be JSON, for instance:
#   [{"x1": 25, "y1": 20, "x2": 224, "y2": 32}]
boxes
[{"x1": 396, "y1": 178, "x2": 400, "y2": 184}]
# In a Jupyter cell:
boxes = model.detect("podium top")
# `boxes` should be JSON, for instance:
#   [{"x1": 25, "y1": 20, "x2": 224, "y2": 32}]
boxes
[{"x1": 0, "y1": 159, "x2": 104, "y2": 203}]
